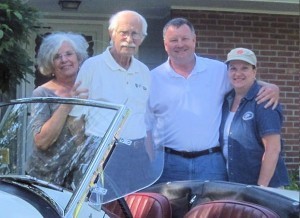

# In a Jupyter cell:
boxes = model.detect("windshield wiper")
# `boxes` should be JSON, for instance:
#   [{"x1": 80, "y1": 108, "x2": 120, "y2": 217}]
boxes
[{"x1": 0, "y1": 175, "x2": 64, "y2": 191}]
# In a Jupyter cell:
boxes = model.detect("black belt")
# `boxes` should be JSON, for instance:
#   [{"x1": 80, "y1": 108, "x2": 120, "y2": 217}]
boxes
[{"x1": 165, "y1": 146, "x2": 221, "y2": 158}]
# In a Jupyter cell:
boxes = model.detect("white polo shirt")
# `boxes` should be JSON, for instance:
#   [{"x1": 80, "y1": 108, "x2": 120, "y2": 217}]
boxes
[
  {"x1": 146, "y1": 55, "x2": 231, "y2": 151},
  {"x1": 71, "y1": 47, "x2": 150, "y2": 139}
]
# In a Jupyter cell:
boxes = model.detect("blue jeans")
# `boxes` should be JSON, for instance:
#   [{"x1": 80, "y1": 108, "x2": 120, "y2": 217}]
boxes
[{"x1": 156, "y1": 151, "x2": 228, "y2": 183}]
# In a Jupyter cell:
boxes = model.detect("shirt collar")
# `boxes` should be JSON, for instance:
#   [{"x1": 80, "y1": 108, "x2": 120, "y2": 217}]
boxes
[
  {"x1": 226, "y1": 81, "x2": 260, "y2": 101},
  {"x1": 103, "y1": 46, "x2": 139, "y2": 74},
  {"x1": 166, "y1": 54, "x2": 209, "y2": 78},
  {"x1": 193, "y1": 54, "x2": 208, "y2": 74},
  {"x1": 244, "y1": 81, "x2": 260, "y2": 100}
]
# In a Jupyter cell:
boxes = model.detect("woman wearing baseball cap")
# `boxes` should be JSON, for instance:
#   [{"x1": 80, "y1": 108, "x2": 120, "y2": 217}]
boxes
[{"x1": 219, "y1": 48, "x2": 289, "y2": 187}]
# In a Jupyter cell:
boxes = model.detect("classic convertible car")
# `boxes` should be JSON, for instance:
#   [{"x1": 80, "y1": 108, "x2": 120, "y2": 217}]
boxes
[{"x1": 0, "y1": 97, "x2": 299, "y2": 218}]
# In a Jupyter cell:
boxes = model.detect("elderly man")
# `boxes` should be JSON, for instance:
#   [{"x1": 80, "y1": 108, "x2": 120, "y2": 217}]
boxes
[
  {"x1": 75, "y1": 10, "x2": 150, "y2": 140},
  {"x1": 71, "y1": 10, "x2": 158, "y2": 194}
]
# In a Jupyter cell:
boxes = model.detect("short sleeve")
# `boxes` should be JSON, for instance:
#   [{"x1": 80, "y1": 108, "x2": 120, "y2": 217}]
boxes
[{"x1": 256, "y1": 103, "x2": 283, "y2": 137}]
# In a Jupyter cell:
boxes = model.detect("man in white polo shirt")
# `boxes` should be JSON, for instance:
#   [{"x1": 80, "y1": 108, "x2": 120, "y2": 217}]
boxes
[
  {"x1": 69, "y1": 10, "x2": 157, "y2": 193},
  {"x1": 74, "y1": 10, "x2": 150, "y2": 140}
]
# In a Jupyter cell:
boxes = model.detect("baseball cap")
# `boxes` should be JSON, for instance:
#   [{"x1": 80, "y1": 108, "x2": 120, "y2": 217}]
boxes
[{"x1": 225, "y1": 48, "x2": 257, "y2": 67}]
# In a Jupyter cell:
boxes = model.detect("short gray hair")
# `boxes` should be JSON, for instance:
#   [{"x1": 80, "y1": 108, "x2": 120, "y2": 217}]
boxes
[
  {"x1": 108, "y1": 10, "x2": 148, "y2": 40},
  {"x1": 36, "y1": 32, "x2": 89, "y2": 76},
  {"x1": 163, "y1": 18, "x2": 195, "y2": 39}
]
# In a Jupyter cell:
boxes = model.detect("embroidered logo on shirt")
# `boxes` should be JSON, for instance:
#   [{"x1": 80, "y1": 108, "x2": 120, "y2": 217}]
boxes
[
  {"x1": 135, "y1": 83, "x2": 147, "y2": 90},
  {"x1": 242, "y1": 111, "x2": 254, "y2": 120}
]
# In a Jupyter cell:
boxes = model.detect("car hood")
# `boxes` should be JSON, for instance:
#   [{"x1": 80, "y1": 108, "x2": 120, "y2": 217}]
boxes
[{"x1": 0, "y1": 190, "x2": 43, "y2": 218}]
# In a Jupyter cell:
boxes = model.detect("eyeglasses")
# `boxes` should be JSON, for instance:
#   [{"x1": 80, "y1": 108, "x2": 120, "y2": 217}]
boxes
[
  {"x1": 117, "y1": 31, "x2": 143, "y2": 40},
  {"x1": 53, "y1": 51, "x2": 76, "y2": 61}
]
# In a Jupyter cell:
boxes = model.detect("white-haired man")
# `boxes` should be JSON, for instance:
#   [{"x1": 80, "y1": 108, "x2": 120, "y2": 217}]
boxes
[{"x1": 70, "y1": 10, "x2": 158, "y2": 193}]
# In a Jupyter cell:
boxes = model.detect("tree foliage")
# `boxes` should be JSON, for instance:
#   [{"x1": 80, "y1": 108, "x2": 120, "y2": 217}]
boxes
[{"x1": 0, "y1": 0, "x2": 40, "y2": 95}]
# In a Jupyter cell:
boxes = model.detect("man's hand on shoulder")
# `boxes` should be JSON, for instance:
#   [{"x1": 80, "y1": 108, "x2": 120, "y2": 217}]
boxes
[{"x1": 256, "y1": 82, "x2": 279, "y2": 110}]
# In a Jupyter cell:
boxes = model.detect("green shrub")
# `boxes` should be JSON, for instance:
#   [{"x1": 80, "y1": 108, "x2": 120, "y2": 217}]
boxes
[
  {"x1": 0, "y1": 0, "x2": 40, "y2": 95},
  {"x1": 285, "y1": 169, "x2": 300, "y2": 191}
]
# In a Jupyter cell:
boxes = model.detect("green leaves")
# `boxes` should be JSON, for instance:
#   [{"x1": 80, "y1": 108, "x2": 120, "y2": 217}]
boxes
[
  {"x1": 13, "y1": 11, "x2": 22, "y2": 20},
  {"x1": 0, "y1": 0, "x2": 40, "y2": 94},
  {"x1": 0, "y1": 30, "x2": 4, "y2": 40}
]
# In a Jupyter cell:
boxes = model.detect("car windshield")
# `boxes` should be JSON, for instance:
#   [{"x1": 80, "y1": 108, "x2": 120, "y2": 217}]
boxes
[{"x1": 0, "y1": 97, "x2": 164, "y2": 216}]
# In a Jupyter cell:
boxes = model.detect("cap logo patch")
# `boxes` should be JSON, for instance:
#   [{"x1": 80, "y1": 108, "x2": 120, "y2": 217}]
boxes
[{"x1": 237, "y1": 49, "x2": 244, "y2": 55}]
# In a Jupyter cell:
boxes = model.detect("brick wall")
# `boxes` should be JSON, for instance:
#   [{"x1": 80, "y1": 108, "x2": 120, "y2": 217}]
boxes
[{"x1": 171, "y1": 10, "x2": 300, "y2": 172}]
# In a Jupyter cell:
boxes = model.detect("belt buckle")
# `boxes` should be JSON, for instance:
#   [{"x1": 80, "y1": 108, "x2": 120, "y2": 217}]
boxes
[
  {"x1": 208, "y1": 148, "x2": 213, "y2": 154},
  {"x1": 118, "y1": 138, "x2": 132, "y2": 146}
]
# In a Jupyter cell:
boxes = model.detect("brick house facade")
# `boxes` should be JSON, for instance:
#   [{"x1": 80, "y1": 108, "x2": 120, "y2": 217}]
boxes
[{"x1": 170, "y1": 9, "x2": 299, "y2": 173}]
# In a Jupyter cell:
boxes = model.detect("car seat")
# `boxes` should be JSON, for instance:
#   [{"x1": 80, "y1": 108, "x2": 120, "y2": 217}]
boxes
[
  {"x1": 184, "y1": 200, "x2": 280, "y2": 218},
  {"x1": 103, "y1": 192, "x2": 172, "y2": 218}
]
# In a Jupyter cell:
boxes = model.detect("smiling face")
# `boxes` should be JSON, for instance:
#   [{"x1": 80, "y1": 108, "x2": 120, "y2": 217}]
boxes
[
  {"x1": 163, "y1": 24, "x2": 196, "y2": 64},
  {"x1": 109, "y1": 12, "x2": 143, "y2": 61},
  {"x1": 53, "y1": 42, "x2": 79, "y2": 80},
  {"x1": 228, "y1": 60, "x2": 256, "y2": 92}
]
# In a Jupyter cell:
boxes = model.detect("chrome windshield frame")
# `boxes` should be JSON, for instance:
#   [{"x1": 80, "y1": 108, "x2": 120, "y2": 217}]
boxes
[{"x1": 1, "y1": 97, "x2": 129, "y2": 217}]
